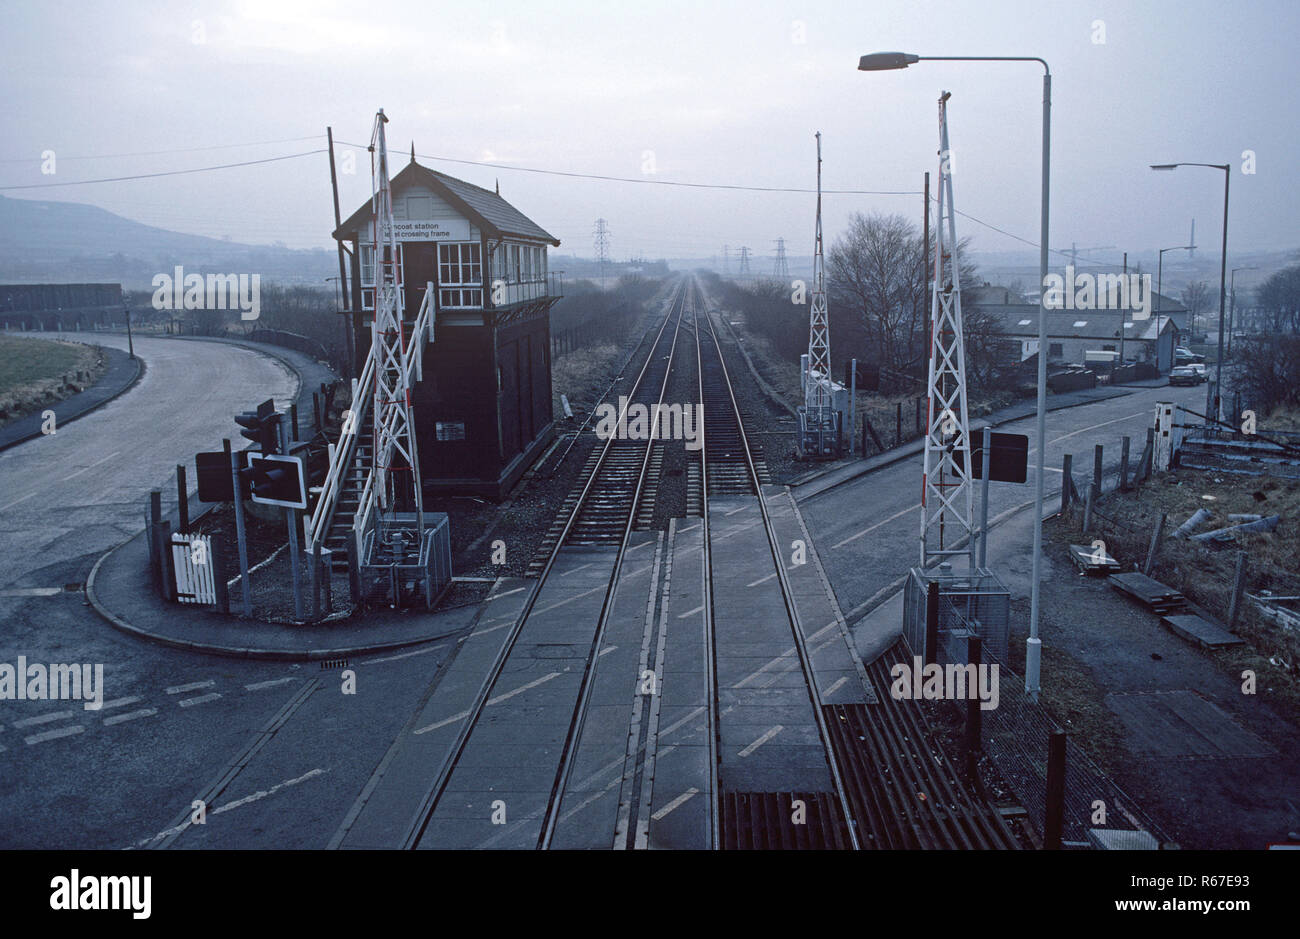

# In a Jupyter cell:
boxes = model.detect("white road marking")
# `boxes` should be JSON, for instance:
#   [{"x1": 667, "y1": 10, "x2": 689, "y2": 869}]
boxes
[
  {"x1": 166, "y1": 680, "x2": 214, "y2": 695},
  {"x1": 732, "y1": 650, "x2": 795, "y2": 688},
  {"x1": 178, "y1": 692, "x2": 222, "y2": 708},
  {"x1": 534, "y1": 583, "x2": 606, "y2": 615},
  {"x1": 651, "y1": 787, "x2": 700, "y2": 821},
  {"x1": 244, "y1": 677, "x2": 297, "y2": 691},
  {"x1": 0, "y1": 492, "x2": 36, "y2": 512},
  {"x1": 832, "y1": 503, "x2": 919, "y2": 549},
  {"x1": 467, "y1": 620, "x2": 513, "y2": 639},
  {"x1": 99, "y1": 697, "x2": 141, "y2": 711},
  {"x1": 211, "y1": 768, "x2": 326, "y2": 817},
  {"x1": 134, "y1": 768, "x2": 326, "y2": 847},
  {"x1": 824, "y1": 676, "x2": 849, "y2": 696},
  {"x1": 1048, "y1": 412, "x2": 1148, "y2": 446},
  {"x1": 60, "y1": 450, "x2": 121, "y2": 482},
  {"x1": 0, "y1": 587, "x2": 63, "y2": 597},
  {"x1": 362, "y1": 645, "x2": 441, "y2": 665},
  {"x1": 559, "y1": 563, "x2": 593, "y2": 576},
  {"x1": 659, "y1": 706, "x2": 706, "y2": 737},
  {"x1": 104, "y1": 708, "x2": 157, "y2": 726},
  {"x1": 486, "y1": 586, "x2": 526, "y2": 601},
  {"x1": 724, "y1": 505, "x2": 750, "y2": 516},
  {"x1": 25, "y1": 725, "x2": 84, "y2": 745},
  {"x1": 413, "y1": 709, "x2": 471, "y2": 735},
  {"x1": 738, "y1": 725, "x2": 783, "y2": 757},
  {"x1": 412, "y1": 670, "x2": 565, "y2": 736},
  {"x1": 13, "y1": 710, "x2": 74, "y2": 728},
  {"x1": 487, "y1": 672, "x2": 561, "y2": 706},
  {"x1": 746, "y1": 573, "x2": 776, "y2": 587},
  {"x1": 676, "y1": 604, "x2": 704, "y2": 619}
]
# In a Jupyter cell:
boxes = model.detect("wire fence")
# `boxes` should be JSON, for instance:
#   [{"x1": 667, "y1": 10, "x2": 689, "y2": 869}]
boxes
[{"x1": 936, "y1": 597, "x2": 1172, "y2": 849}]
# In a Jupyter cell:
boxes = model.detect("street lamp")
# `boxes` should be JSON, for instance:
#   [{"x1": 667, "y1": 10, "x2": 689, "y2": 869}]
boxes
[
  {"x1": 1228, "y1": 266, "x2": 1257, "y2": 355},
  {"x1": 1156, "y1": 244, "x2": 1194, "y2": 370},
  {"x1": 859, "y1": 50, "x2": 1052, "y2": 701},
  {"x1": 1151, "y1": 162, "x2": 1230, "y2": 419}
]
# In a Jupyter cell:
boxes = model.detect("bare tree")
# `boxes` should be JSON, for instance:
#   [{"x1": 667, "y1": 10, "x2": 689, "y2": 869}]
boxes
[
  {"x1": 1256, "y1": 264, "x2": 1300, "y2": 333},
  {"x1": 1180, "y1": 279, "x2": 1211, "y2": 337},
  {"x1": 827, "y1": 211, "x2": 977, "y2": 377}
]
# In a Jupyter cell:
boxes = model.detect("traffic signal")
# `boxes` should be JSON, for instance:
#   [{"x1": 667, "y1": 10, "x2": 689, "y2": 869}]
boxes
[
  {"x1": 235, "y1": 399, "x2": 280, "y2": 455},
  {"x1": 240, "y1": 454, "x2": 306, "y2": 509},
  {"x1": 195, "y1": 451, "x2": 235, "y2": 502}
]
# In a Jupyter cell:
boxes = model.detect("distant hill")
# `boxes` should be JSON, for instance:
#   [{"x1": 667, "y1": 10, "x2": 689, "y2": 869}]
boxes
[{"x1": 0, "y1": 195, "x2": 334, "y2": 288}]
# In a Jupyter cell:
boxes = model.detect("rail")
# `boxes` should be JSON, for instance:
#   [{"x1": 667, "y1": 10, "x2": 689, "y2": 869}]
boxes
[
  {"x1": 399, "y1": 277, "x2": 689, "y2": 849},
  {"x1": 696, "y1": 294, "x2": 861, "y2": 849}
]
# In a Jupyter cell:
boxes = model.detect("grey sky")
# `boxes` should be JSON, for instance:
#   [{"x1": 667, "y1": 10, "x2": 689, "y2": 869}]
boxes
[{"x1": 1, "y1": 0, "x2": 1295, "y2": 265}]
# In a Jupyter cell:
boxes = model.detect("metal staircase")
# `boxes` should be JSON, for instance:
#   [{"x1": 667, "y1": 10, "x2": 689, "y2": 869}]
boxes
[
  {"x1": 306, "y1": 109, "x2": 436, "y2": 584},
  {"x1": 320, "y1": 440, "x2": 372, "y2": 569}
]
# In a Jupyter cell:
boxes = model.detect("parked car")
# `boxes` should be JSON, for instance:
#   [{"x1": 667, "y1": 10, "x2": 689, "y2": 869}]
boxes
[
  {"x1": 1175, "y1": 346, "x2": 1206, "y2": 365},
  {"x1": 1169, "y1": 365, "x2": 1206, "y2": 386}
]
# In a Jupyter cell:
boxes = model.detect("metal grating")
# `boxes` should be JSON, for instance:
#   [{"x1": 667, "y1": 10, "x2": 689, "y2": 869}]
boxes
[
  {"x1": 825, "y1": 697, "x2": 1020, "y2": 850},
  {"x1": 721, "y1": 792, "x2": 851, "y2": 850}
]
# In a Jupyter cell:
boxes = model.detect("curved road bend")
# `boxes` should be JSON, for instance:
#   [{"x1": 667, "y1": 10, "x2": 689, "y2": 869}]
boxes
[{"x1": 0, "y1": 334, "x2": 449, "y2": 850}]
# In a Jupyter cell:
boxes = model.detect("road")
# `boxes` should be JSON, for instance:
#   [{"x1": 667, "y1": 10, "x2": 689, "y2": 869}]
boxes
[
  {"x1": 0, "y1": 334, "x2": 1203, "y2": 849},
  {"x1": 0, "y1": 333, "x2": 450, "y2": 850},
  {"x1": 796, "y1": 382, "x2": 1205, "y2": 625},
  {"x1": 0, "y1": 332, "x2": 297, "y2": 590}
]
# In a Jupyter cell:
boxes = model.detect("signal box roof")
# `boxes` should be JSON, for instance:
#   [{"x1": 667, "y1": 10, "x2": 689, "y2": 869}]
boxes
[{"x1": 335, "y1": 159, "x2": 559, "y2": 246}]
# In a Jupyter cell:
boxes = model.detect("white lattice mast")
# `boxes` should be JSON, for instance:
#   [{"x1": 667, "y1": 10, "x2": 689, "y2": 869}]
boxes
[
  {"x1": 920, "y1": 92, "x2": 974, "y2": 568},
  {"x1": 807, "y1": 131, "x2": 831, "y2": 412},
  {"x1": 369, "y1": 108, "x2": 424, "y2": 532}
]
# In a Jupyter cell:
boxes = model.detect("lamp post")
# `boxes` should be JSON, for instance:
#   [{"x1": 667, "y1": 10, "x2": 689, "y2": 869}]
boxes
[
  {"x1": 1151, "y1": 162, "x2": 1230, "y2": 419},
  {"x1": 1228, "y1": 265, "x2": 1257, "y2": 355},
  {"x1": 1156, "y1": 245, "x2": 1193, "y2": 371},
  {"x1": 858, "y1": 50, "x2": 1051, "y2": 700}
]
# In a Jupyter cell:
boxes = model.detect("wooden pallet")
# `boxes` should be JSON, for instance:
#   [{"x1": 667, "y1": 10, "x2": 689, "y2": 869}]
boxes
[
  {"x1": 1161, "y1": 614, "x2": 1244, "y2": 649},
  {"x1": 1108, "y1": 571, "x2": 1187, "y2": 614},
  {"x1": 1068, "y1": 543, "x2": 1123, "y2": 575}
]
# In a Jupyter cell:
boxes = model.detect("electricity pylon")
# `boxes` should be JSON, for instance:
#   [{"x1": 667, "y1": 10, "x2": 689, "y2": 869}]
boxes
[
  {"x1": 594, "y1": 218, "x2": 611, "y2": 287},
  {"x1": 773, "y1": 238, "x2": 789, "y2": 278}
]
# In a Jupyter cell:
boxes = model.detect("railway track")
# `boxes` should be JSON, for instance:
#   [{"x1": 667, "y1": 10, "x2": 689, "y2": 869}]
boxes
[
  {"x1": 399, "y1": 277, "x2": 690, "y2": 849},
  {"x1": 693, "y1": 295, "x2": 859, "y2": 849},
  {"x1": 397, "y1": 274, "x2": 1016, "y2": 850}
]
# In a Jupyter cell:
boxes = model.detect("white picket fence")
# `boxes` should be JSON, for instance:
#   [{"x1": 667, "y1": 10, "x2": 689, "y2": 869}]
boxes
[{"x1": 171, "y1": 534, "x2": 217, "y2": 605}]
